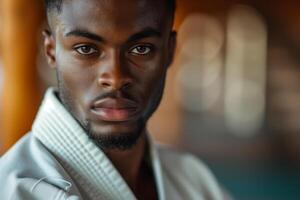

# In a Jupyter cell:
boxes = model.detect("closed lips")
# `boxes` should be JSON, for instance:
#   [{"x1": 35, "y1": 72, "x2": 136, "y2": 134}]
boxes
[{"x1": 91, "y1": 98, "x2": 139, "y2": 122}]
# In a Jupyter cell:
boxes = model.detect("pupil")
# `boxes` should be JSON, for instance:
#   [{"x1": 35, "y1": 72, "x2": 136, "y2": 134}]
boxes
[
  {"x1": 138, "y1": 46, "x2": 146, "y2": 53},
  {"x1": 83, "y1": 46, "x2": 90, "y2": 53}
]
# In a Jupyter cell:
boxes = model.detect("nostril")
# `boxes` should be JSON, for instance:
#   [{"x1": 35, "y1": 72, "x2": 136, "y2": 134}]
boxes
[
  {"x1": 98, "y1": 77, "x2": 132, "y2": 90},
  {"x1": 98, "y1": 77, "x2": 112, "y2": 88},
  {"x1": 101, "y1": 82, "x2": 111, "y2": 88},
  {"x1": 122, "y1": 81, "x2": 131, "y2": 89}
]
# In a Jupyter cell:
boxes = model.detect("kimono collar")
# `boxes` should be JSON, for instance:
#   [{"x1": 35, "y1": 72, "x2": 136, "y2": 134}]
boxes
[
  {"x1": 32, "y1": 88, "x2": 157, "y2": 200},
  {"x1": 32, "y1": 88, "x2": 165, "y2": 200}
]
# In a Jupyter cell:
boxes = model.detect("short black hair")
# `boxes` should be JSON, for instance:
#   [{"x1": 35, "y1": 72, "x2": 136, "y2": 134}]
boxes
[
  {"x1": 45, "y1": 0, "x2": 176, "y2": 19},
  {"x1": 45, "y1": 0, "x2": 62, "y2": 13}
]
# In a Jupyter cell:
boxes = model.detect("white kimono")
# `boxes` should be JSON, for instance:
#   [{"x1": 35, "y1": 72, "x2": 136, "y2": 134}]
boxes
[{"x1": 0, "y1": 88, "x2": 227, "y2": 200}]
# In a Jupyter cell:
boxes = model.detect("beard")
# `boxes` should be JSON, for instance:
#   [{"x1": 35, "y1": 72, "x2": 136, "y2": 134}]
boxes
[
  {"x1": 56, "y1": 69, "x2": 166, "y2": 151},
  {"x1": 85, "y1": 118, "x2": 146, "y2": 151}
]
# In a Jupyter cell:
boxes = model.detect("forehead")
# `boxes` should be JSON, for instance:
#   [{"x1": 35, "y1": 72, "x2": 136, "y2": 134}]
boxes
[{"x1": 54, "y1": 0, "x2": 170, "y2": 38}]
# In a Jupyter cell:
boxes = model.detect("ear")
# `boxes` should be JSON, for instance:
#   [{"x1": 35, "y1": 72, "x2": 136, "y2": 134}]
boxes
[
  {"x1": 43, "y1": 29, "x2": 56, "y2": 68},
  {"x1": 166, "y1": 31, "x2": 177, "y2": 68}
]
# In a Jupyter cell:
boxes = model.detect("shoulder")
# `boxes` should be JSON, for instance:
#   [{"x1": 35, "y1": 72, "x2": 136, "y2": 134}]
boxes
[
  {"x1": 0, "y1": 134, "x2": 80, "y2": 199},
  {"x1": 156, "y1": 144, "x2": 228, "y2": 200},
  {"x1": 0, "y1": 133, "x2": 56, "y2": 176},
  {"x1": 0, "y1": 133, "x2": 44, "y2": 172}
]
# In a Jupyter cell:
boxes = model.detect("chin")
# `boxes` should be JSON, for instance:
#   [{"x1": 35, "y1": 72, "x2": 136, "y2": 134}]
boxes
[{"x1": 85, "y1": 119, "x2": 146, "y2": 150}]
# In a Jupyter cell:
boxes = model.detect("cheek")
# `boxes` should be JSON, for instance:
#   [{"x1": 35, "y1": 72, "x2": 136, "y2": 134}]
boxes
[
  {"x1": 133, "y1": 55, "x2": 167, "y2": 98},
  {"x1": 138, "y1": 69, "x2": 166, "y2": 105},
  {"x1": 56, "y1": 50, "x2": 96, "y2": 103}
]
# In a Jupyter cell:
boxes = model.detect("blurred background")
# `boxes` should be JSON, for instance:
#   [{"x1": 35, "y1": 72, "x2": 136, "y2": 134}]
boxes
[{"x1": 1, "y1": 0, "x2": 300, "y2": 199}]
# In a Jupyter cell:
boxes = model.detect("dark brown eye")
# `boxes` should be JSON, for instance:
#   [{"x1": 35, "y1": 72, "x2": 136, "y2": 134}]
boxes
[
  {"x1": 74, "y1": 45, "x2": 98, "y2": 55},
  {"x1": 130, "y1": 45, "x2": 152, "y2": 56}
]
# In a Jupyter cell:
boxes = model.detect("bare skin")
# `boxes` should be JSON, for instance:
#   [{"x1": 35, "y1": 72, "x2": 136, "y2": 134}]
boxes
[{"x1": 44, "y1": 0, "x2": 176, "y2": 199}]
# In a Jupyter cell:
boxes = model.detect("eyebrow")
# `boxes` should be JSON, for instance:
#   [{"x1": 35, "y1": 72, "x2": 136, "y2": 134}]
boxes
[
  {"x1": 64, "y1": 27, "x2": 161, "y2": 43},
  {"x1": 64, "y1": 29, "x2": 104, "y2": 42}
]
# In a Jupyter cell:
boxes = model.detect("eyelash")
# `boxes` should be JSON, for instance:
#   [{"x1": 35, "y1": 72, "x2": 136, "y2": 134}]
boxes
[
  {"x1": 73, "y1": 44, "x2": 155, "y2": 57},
  {"x1": 74, "y1": 44, "x2": 99, "y2": 56},
  {"x1": 129, "y1": 44, "x2": 154, "y2": 56}
]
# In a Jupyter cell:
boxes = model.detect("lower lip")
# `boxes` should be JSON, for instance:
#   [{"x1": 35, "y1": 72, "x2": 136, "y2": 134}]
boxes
[{"x1": 91, "y1": 107, "x2": 138, "y2": 122}]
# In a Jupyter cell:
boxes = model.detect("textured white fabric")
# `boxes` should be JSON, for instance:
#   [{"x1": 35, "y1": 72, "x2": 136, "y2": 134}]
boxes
[{"x1": 0, "y1": 88, "x2": 226, "y2": 200}]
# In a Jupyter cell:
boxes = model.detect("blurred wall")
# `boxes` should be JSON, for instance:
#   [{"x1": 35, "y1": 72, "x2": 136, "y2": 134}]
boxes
[{"x1": 0, "y1": 0, "x2": 44, "y2": 153}]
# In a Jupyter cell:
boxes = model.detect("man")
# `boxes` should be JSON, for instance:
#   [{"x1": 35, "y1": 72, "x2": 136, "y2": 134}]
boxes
[{"x1": 0, "y1": 0, "x2": 227, "y2": 199}]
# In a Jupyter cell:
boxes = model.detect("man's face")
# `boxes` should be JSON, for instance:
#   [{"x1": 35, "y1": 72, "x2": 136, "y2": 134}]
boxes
[{"x1": 45, "y1": 0, "x2": 176, "y2": 150}]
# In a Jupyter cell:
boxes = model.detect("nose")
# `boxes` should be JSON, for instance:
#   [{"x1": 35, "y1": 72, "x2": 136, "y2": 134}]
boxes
[{"x1": 97, "y1": 50, "x2": 132, "y2": 91}]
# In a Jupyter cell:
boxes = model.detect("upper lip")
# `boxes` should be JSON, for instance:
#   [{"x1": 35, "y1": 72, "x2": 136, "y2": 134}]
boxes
[{"x1": 91, "y1": 97, "x2": 139, "y2": 110}]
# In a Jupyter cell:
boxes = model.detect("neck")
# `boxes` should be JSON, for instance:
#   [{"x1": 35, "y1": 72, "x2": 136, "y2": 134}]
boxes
[{"x1": 105, "y1": 133, "x2": 147, "y2": 191}]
